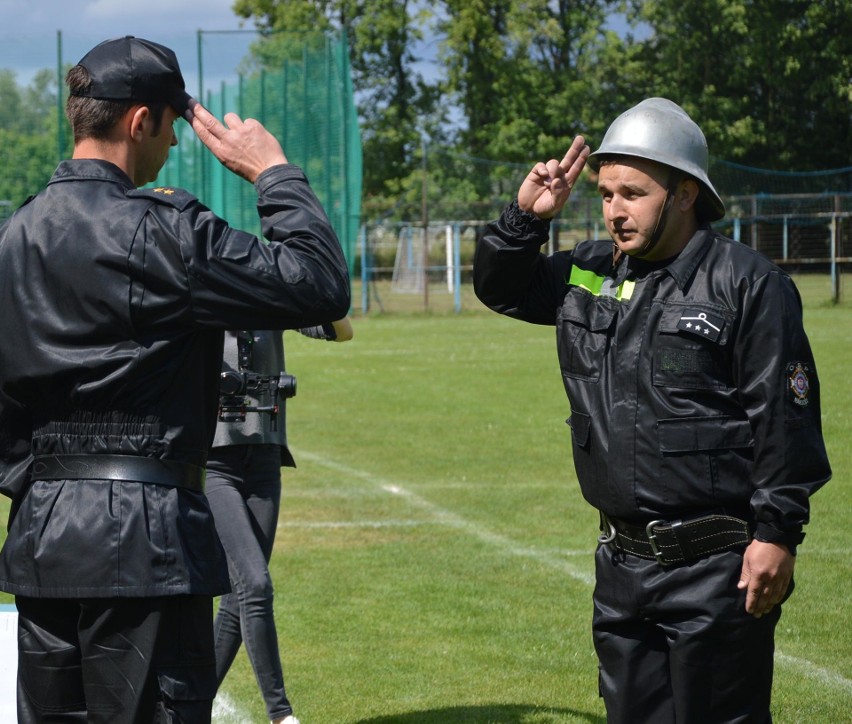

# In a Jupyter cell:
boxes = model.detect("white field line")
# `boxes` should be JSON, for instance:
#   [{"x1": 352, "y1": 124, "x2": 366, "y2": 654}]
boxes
[
  {"x1": 212, "y1": 691, "x2": 249, "y2": 723},
  {"x1": 296, "y1": 450, "x2": 594, "y2": 587},
  {"x1": 379, "y1": 481, "x2": 596, "y2": 586},
  {"x1": 295, "y1": 450, "x2": 852, "y2": 694},
  {"x1": 284, "y1": 519, "x2": 435, "y2": 529},
  {"x1": 775, "y1": 653, "x2": 852, "y2": 694}
]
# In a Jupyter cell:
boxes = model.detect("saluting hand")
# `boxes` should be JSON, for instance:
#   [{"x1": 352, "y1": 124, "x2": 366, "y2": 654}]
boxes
[
  {"x1": 737, "y1": 539, "x2": 795, "y2": 618},
  {"x1": 187, "y1": 100, "x2": 288, "y2": 184},
  {"x1": 518, "y1": 135, "x2": 590, "y2": 220}
]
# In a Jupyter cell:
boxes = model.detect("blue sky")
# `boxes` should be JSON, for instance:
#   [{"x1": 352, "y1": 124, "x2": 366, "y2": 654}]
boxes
[
  {"x1": 0, "y1": 0, "x2": 252, "y2": 94},
  {"x1": 0, "y1": 2, "x2": 642, "y2": 100}
]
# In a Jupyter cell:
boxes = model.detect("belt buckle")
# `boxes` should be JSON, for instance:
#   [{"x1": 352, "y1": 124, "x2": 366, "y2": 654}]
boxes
[
  {"x1": 645, "y1": 519, "x2": 669, "y2": 565},
  {"x1": 598, "y1": 512, "x2": 617, "y2": 545}
]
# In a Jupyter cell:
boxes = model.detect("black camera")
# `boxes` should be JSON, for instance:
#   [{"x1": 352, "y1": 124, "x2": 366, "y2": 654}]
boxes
[
  {"x1": 219, "y1": 370, "x2": 297, "y2": 399},
  {"x1": 218, "y1": 331, "x2": 297, "y2": 425},
  {"x1": 218, "y1": 371, "x2": 297, "y2": 424}
]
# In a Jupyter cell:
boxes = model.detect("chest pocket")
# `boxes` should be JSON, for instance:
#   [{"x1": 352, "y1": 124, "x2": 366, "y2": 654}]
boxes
[
  {"x1": 654, "y1": 304, "x2": 734, "y2": 390},
  {"x1": 557, "y1": 290, "x2": 616, "y2": 382}
]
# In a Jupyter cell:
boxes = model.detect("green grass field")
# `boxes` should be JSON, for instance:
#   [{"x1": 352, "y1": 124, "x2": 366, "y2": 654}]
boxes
[{"x1": 1, "y1": 275, "x2": 850, "y2": 722}]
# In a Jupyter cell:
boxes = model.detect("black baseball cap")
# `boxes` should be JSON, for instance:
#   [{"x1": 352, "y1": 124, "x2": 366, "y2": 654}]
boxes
[{"x1": 71, "y1": 36, "x2": 193, "y2": 117}]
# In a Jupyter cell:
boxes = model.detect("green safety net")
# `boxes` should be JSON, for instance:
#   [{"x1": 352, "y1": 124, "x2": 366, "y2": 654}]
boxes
[{"x1": 156, "y1": 31, "x2": 361, "y2": 275}]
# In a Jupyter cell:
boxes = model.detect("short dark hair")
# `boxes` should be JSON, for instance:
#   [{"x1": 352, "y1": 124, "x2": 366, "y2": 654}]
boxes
[{"x1": 65, "y1": 65, "x2": 168, "y2": 143}]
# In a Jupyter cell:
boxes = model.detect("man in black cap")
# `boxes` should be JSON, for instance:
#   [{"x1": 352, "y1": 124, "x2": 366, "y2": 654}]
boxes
[{"x1": 0, "y1": 36, "x2": 350, "y2": 722}]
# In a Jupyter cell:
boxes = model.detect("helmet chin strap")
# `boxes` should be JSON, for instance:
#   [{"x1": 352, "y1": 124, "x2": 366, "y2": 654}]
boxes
[{"x1": 635, "y1": 171, "x2": 681, "y2": 258}]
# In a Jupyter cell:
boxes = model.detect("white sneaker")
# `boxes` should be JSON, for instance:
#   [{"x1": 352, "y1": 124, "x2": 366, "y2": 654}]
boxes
[{"x1": 278, "y1": 717, "x2": 300, "y2": 724}]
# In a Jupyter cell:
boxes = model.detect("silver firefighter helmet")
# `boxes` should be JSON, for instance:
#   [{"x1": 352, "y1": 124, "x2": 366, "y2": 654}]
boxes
[{"x1": 587, "y1": 98, "x2": 725, "y2": 221}]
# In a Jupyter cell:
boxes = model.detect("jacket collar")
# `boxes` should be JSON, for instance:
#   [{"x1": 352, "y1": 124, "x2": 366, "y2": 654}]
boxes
[
  {"x1": 662, "y1": 226, "x2": 715, "y2": 290},
  {"x1": 626, "y1": 226, "x2": 714, "y2": 290},
  {"x1": 50, "y1": 159, "x2": 135, "y2": 189}
]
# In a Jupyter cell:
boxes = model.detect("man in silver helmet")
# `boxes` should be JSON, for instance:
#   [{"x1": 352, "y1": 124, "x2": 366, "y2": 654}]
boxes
[{"x1": 473, "y1": 98, "x2": 830, "y2": 722}]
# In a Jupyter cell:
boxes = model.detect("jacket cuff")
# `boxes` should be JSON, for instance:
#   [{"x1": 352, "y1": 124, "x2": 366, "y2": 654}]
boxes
[
  {"x1": 254, "y1": 164, "x2": 305, "y2": 194},
  {"x1": 753, "y1": 522, "x2": 805, "y2": 555},
  {"x1": 500, "y1": 199, "x2": 551, "y2": 244}
]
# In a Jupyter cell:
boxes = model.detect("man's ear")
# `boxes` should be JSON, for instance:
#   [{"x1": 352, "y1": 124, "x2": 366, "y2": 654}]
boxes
[
  {"x1": 128, "y1": 105, "x2": 150, "y2": 142},
  {"x1": 678, "y1": 178, "x2": 700, "y2": 211}
]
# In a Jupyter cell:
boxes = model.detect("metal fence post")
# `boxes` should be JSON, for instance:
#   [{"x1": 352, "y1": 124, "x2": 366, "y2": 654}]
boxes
[
  {"x1": 830, "y1": 213, "x2": 839, "y2": 304},
  {"x1": 360, "y1": 224, "x2": 369, "y2": 314},
  {"x1": 453, "y1": 223, "x2": 462, "y2": 313},
  {"x1": 56, "y1": 31, "x2": 64, "y2": 164}
]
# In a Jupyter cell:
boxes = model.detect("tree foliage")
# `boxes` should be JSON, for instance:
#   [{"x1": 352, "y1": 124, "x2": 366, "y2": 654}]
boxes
[
  {"x1": 0, "y1": 69, "x2": 65, "y2": 213},
  {"x1": 626, "y1": 0, "x2": 852, "y2": 170},
  {"x1": 1, "y1": 1, "x2": 850, "y2": 220},
  {"x1": 233, "y1": 0, "x2": 440, "y2": 212},
  {"x1": 232, "y1": 0, "x2": 851, "y2": 215},
  {"x1": 438, "y1": 0, "x2": 620, "y2": 159}
]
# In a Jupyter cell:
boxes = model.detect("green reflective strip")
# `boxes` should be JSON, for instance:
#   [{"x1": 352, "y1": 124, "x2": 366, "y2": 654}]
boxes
[
  {"x1": 617, "y1": 279, "x2": 635, "y2": 301},
  {"x1": 568, "y1": 267, "x2": 605, "y2": 295},
  {"x1": 567, "y1": 267, "x2": 635, "y2": 301}
]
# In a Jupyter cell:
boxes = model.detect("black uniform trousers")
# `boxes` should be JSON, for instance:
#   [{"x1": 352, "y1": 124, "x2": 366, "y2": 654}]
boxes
[
  {"x1": 593, "y1": 546, "x2": 781, "y2": 724},
  {"x1": 15, "y1": 594, "x2": 217, "y2": 723}
]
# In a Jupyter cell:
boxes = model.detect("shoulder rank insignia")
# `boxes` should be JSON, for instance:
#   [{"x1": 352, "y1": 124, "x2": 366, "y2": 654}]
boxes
[
  {"x1": 676, "y1": 308, "x2": 725, "y2": 342},
  {"x1": 787, "y1": 361, "x2": 811, "y2": 406},
  {"x1": 127, "y1": 185, "x2": 195, "y2": 210}
]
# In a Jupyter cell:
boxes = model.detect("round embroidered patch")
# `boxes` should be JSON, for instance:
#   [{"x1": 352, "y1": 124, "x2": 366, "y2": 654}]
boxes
[{"x1": 787, "y1": 362, "x2": 811, "y2": 406}]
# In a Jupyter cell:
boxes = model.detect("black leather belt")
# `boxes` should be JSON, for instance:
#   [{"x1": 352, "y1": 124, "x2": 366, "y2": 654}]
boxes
[
  {"x1": 31, "y1": 454, "x2": 205, "y2": 492},
  {"x1": 598, "y1": 512, "x2": 751, "y2": 565}
]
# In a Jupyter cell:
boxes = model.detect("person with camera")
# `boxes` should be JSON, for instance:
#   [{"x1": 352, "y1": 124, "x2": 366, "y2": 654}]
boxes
[
  {"x1": 0, "y1": 36, "x2": 350, "y2": 722},
  {"x1": 208, "y1": 320, "x2": 352, "y2": 724}
]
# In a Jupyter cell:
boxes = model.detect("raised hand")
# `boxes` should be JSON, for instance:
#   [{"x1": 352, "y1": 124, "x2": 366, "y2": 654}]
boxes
[
  {"x1": 518, "y1": 135, "x2": 590, "y2": 220},
  {"x1": 187, "y1": 100, "x2": 288, "y2": 184}
]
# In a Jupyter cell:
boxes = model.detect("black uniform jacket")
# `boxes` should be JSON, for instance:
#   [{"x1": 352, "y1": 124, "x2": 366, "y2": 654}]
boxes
[
  {"x1": 0, "y1": 160, "x2": 350, "y2": 597},
  {"x1": 474, "y1": 201, "x2": 830, "y2": 548}
]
